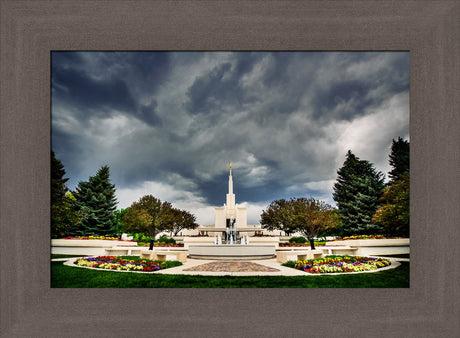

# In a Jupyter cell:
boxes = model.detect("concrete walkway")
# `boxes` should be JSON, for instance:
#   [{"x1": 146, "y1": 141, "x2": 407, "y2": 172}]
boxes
[
  {"x1": 154, "y1": 257, "x2": 403, "y2": 276},
  {"x1": 57, "y1": 256, "x2": 406, "y2": 276},
  {"x1": 155, "y1": 258, "x2": 308, "y2": 276}
]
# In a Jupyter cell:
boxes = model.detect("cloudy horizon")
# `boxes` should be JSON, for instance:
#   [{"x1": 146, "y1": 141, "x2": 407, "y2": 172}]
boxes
[{"x1": 51, "y1": 51, "x2": 409, "y2": 225}]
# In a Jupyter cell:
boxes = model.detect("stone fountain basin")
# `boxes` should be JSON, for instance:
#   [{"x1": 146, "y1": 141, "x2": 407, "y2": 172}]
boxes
[{"x1": 188, "y1": 244, "x2": 276, "y2": 260}]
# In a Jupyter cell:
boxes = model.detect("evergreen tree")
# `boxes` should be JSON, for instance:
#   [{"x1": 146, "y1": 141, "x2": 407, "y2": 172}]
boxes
[
  {"x1": 388, "y1": 137, "x2": 410, "y2": 183},
  {"x1": 74, "y1": 165, "x2": 118, "y2": 236},
  {"x1": 51, "y1": 151, "x2": 76, "y2": 238},
  {"x1": 51, "y1": 151, "x2": 69, "y2": 205},
  {"x1": 332, "y1": 151, "x2": 385, "y2": 236}
]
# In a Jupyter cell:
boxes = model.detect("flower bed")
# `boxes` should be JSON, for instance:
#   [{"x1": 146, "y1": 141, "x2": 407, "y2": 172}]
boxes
[
  {"x1": 141, "y1": 243, "x2": 184, "y2": 247},
  {"x1": 63, "y1": 236, "x2": 131, "y2": 241},
  {"x1": 279, "y1": 244, "x2": 310, "y2": 247},
  {"x1": 74, "y1": 256, "x2": 181, "y2": 272},
  {"x1": 283, "y1": 255, "x2": 391, "y2": 274},
  {"x1": 332, "y1": 235, "x2": 403, "y2": 241}
]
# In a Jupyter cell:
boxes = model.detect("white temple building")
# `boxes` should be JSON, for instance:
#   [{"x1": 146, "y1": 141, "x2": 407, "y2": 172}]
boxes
[
  {"x1": 174, "y1": 162, "x2": 267, "y2": 238},
  {"x1": 214, "y1": 162, "x2": 247, "y2": 228}
]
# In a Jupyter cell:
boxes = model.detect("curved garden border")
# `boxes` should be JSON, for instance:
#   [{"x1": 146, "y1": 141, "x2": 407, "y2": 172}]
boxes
[
  {"x1": 61, "y1": 256, "x2": 403, "y2": 276},
  {"x1": 297, "y1": 260, "x2": 401, "y2": 276},
  {"x1": 62, "y1": 257, "x2": 181, "y2": 274}
]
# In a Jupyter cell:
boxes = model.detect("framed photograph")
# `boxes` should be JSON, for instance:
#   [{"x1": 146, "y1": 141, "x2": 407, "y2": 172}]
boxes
[
  {"x1": 50, "y1": 49, "x2": 410, "y2": 283},
  {"x1": 1, "y1": 1, "x2": 458, "y2": 336}
]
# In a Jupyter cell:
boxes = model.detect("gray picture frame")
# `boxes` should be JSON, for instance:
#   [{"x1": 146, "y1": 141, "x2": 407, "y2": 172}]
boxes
[{"x1": 1, "y1": 1, "x2": 458, "y2": 337}]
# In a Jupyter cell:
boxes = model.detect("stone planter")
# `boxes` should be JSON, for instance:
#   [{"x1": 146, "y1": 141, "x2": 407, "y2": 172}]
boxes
[
  {"x1": 324, "y1": 238, "x2": 410, "y2": 256},
  {"x1": 51, "y1": 239, "x2": 138, "y2": 256},
  {"x1": 182, "y1": 237, "x2": 215, "y2": 249},
  {"x1": 248, "y1": 237, "x2": 280, "y2": 247}
]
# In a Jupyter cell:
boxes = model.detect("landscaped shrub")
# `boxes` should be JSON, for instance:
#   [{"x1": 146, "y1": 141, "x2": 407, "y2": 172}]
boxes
[
  {"x1": 132, "y1": 233, "x2": 152, "y2": 243},
  {"x1": 289, "y1": 236, "x2": 308, "y2": 244},
  {"x1": 283, "y1": 255, "x2": 391, "y2": 274},
  {"x1": 157, "y1": 235, "x2": 176, "y2": 245}
]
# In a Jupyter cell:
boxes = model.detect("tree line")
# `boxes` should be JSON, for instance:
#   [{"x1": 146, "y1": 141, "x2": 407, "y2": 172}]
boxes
[
  {"x1": 260, "y1": 137, "x2": 410, "y2": 243},
  {"x1": 51, "y1": 153, "x2": 199, "y2": 239},
  {"x1": 52, "y1": 137, "x2": 409, "y2": 241}
]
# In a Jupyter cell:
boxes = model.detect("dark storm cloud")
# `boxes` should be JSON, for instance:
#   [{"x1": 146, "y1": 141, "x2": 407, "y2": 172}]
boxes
[
  {"x1": 312, "y1": 80, "x2": 373, "y2": 120},
  {"x1": 52, "y1": 51, "x2": 171, "y2": 126},
  {"x1": 52, "y1": 65, "x2": 137, "y2": 114},
  {"x1": 186, "y1": 52, "x2": 314, "y2": 118},
  {"x1": 51, "y1": 51, "x2": 409, "y2": 223},
  {"x1": 51, "y1": 127, "x2": 84, "y2": 173},
  {"x1": 138, "y1": 100, "x2": 162, "y2": 127},
  {"x1": 186, "y1": 62, "x2": 234, "y2": 114},
  {"x1": 308, "y1": 52, "x2": 410, "y2": 123}
]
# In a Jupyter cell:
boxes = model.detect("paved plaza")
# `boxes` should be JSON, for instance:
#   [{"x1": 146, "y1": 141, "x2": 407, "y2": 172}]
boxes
[{"x1": 55, "y1": 256, "x2": 406, "y2": 276}]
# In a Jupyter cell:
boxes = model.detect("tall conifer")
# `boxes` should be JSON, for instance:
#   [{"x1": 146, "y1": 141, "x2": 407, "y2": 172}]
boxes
[
  {"x1": 388, "y1": 137, "x2": 410, "y2": 183},
  {"x1": 51, "y1": 151, "x2": 69, "y2": 205},
  {"x1": 75, "y1": 165, "x2": 118, "y2": 236},
  {"x1": 333, "y1": 151, "x2": 385, "y2": 236}
]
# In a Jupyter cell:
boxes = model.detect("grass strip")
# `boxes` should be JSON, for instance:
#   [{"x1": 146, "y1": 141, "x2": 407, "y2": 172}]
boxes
[{"x1": 51, "y1": 261, "x2": 409, "y2": 288}]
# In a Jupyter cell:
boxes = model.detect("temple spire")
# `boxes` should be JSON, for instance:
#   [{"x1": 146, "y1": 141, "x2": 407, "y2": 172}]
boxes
[{"x1": 228, "y1": 162, "x2": 233, "y2": 195}]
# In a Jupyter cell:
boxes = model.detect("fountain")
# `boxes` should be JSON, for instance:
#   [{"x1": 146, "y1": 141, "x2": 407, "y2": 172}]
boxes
[
  {"x1": 187, "y1": 163, "x2": 275, "y2": 259},
  {"x1": 188, "y1": 218, "x2": 276, "y2": 259}
]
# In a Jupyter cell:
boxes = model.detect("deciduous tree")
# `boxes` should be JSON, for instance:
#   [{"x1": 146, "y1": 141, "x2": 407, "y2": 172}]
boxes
[
  {"x1": 122, "y1": 195, "x2": 174, "y2": 238},
  {"x1": 373, "y1": 174, "x2": 410, "y2": 237},
  {"x1": 291, "y1": 198, "x2": 340, "y2": 248},
  {"x1": 260, "y1": 198, "x2": 297, "y2": 235},
  {"x1": 261, "y1": 197, "x2": 340, "y2": 248},
  {"x1": 52, "y1": 192, "x2": 89, "y2": 238},
  {"x1": 169, "y1": 208, "x2": 199, "y2": 236}
]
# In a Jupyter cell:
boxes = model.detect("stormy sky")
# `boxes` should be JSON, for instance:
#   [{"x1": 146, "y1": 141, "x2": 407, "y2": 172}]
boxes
[{"x1": 51, "y1": 51, "x2": 409, "y2": 225}]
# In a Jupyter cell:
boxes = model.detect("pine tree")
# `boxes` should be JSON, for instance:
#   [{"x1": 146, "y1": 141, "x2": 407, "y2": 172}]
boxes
[
  {"x1": 74, "y1": 165, "x2": 118, "y2": 236},
  {"x1": 388, "y1": 137, "x2": 410, "y2": 183},
  {"x1": 333, "y1": 151, "x2": 385, "y2": 236},
  {"x1": 51, "y1": 151, "x2": 69, "y2": 205}
]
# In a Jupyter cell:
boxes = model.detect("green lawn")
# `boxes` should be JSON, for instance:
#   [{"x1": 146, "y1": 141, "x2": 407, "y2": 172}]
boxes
[{"x1": 51, "y1": 261, "x2": 409, "y2": 288}]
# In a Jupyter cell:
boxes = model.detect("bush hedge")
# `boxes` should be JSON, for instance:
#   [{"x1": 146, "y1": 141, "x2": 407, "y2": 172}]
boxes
[{"x1": 289, "y1": 236, "x2": 307, "y2": 244}]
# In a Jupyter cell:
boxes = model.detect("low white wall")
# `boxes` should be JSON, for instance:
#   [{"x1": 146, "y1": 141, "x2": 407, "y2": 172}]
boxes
[
  {"x1": 277, "y1": 247, "x2": 315, "y2": 252},
  {"x1": 319, "y1": 246, "x2": 357, "y2": 256},
  {"x1": 248, "y1": 237, "x2": 280, "y2": 247},
  {"x1": 324, "y1": 239, "x2": 410, "y2": 256},
  {"x1": 188, "y1": 244, "x2": 275, "y2": 259},
  {"x1": 51, "y1": 239, "x2": 138, "y2": 256},
  {"x1": 325, "y1": 238, "x2": 409, "y2": 247},
  {"x1": 182, "y1": 237, "x2": 215, "y2": 249}
]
